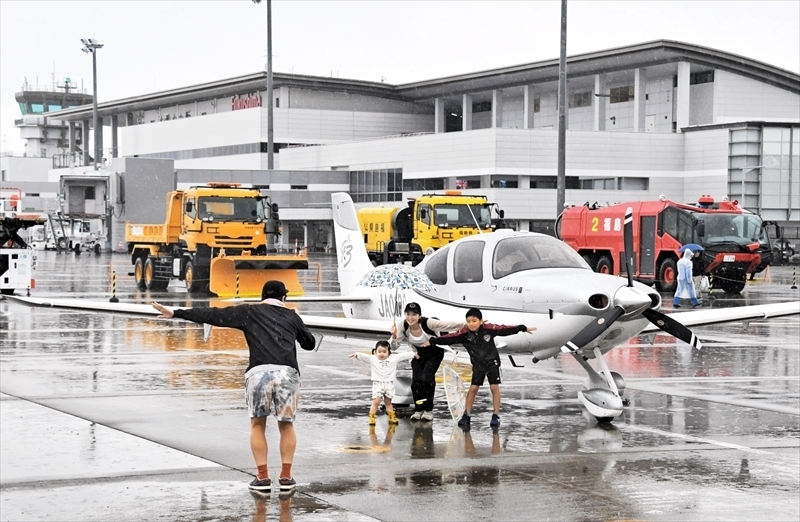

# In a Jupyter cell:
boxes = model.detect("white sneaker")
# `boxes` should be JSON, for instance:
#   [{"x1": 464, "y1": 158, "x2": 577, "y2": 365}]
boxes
[
  {"x1": 410, "y1": 411, "x2": 423, "y2": 421},
  {"x1": 421, "y1": 411, "x2": 434, "y2": 421}
]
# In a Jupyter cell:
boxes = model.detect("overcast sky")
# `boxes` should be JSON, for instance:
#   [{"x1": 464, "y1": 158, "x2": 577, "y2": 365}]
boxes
[{"x1": 1, "y1": 0, "x2": 798, "y2": 155}]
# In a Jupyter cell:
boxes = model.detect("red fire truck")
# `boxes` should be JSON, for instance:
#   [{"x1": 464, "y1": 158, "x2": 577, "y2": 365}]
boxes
[{"x1": 555, "y1": 196, "x2": 780, "y2": 294}]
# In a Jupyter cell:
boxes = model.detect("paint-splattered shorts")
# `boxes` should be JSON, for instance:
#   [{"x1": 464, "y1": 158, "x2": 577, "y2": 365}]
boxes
[
  {"x1": 245, "y1": 364, "x2": 301, "y2": 421},
  {"x1": 371, "y1": 380, "x2": 396, "y2": 400}
]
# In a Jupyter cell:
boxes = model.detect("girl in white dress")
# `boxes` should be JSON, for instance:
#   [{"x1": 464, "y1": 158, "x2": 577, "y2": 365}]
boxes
[{"x1": 350, "y1": 340, "x2": 417, "y2": 425}]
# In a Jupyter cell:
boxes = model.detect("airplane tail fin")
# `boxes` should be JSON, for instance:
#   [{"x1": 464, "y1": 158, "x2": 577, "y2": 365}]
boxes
[{"x1": 331, "y1": 193, "x2": 374, "y2": 295}]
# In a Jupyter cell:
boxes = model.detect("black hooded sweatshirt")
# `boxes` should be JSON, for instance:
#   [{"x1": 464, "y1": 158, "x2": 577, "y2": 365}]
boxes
[{"x1": 173, "y1": 301, "x2": 315, "y2": 373}]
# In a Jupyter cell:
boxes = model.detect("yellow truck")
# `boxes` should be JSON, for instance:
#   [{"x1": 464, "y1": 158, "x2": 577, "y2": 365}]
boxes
[
  {"x1": 358, "y1": 191, "x2": 506, "y2": 265},
  {"x1": 125, "y1": 183, "x2": 307, "y2": 296}
]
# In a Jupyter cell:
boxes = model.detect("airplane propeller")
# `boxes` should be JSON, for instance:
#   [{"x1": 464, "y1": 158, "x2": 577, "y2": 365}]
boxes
[{"x1": 560, "y1": 207, "x2": 702, "y2": 354}]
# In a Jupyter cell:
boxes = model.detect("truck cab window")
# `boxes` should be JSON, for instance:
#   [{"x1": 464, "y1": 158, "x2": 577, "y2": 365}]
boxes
[
  {"x1": 454, "y1": 241, "x2": 485, "y2": 283},
  {"x1": 418, "y1": 204, "x2": 431, "y2": 225},
  {"x1": 185, "y1": 198, "x2": 196, "y2": 220},
  {"x1": 198, "y1": 197, "x2": 262, "y2": 221}
]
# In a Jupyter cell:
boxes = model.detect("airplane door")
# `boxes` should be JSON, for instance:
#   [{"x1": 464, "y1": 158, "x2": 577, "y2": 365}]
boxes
[{"x1": 639, "y1": 215, "x2": 656, "y2": 275}]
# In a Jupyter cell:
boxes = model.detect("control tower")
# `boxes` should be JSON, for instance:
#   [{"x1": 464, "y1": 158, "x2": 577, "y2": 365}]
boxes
[{"x1": 14, "y1": 77, "x2": 92, "y2": 164}]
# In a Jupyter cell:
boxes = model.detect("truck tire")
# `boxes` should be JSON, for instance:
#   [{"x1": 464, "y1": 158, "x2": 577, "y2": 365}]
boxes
[
  {"x1": 657, "y1": 258, "x2": 678, "y2": 293},
  {"x1": 184, "y1": 260, "x2": 206, "y2": 293},
  {"x1": 144, "y1": 258, "x2": 169, "y2": 291},
  {"x1": 595, "y1": 256, "x2": 613, "y2": 275},
  {"x1": 720, "y1": 276, "x2": 746, "y2": 294},
  {"x1": 93, "y1": 243, "x2": 101, "y2": 255},
  {"x1": 134, "y1": 257, "x2": 147, "y2": 290},
  {"x1": 74, "y1": 243, "x2": 81, "y2": 255}
]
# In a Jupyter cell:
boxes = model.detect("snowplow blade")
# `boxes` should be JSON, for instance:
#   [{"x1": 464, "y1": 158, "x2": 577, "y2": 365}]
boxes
[{"x1": 209, "y1": 255, "x2": 308, "y2": 297}]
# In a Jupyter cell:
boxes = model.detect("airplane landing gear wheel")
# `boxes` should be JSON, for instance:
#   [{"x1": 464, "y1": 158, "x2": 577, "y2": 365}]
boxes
[
  {"x1": 595, "y1": 416, "x2": 614, "y2": 423},
  {"x1": 622, "y1": 398, "x2": 630, "y2": 406}
]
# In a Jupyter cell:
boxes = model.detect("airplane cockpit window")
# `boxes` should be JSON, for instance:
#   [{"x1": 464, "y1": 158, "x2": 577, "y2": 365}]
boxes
[
  {"x1": 454, "y1": 241, "x2": 485, "y2": 283},
  {"x1": 423, "y1": 245, "x2": 449, "y2": 285},
  {"x1": 493, "y1": 236, "x2": 589, "y2": 278}
]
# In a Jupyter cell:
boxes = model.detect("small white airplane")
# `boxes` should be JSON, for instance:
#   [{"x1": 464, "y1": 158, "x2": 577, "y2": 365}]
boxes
[
  {"x1": 5, "y1": 192, "x2": 799, "y2": 423},
  {"x1": 318, "y1": 193, "x2": 800, "y2": 421}
]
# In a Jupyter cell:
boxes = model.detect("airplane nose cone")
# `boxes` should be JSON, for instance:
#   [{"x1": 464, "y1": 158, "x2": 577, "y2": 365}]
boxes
[{"x1": 613, "y1": 285, "x2": 652, "y2": 318}]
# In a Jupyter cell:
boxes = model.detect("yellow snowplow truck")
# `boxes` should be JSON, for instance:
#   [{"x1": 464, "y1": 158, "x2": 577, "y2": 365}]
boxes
[
  {"x1": 125, "y1": 183, "x2": 307, "y2": 296},
  {"x1": 358, "y1": 191, "x2": 506, "y2": 265}
]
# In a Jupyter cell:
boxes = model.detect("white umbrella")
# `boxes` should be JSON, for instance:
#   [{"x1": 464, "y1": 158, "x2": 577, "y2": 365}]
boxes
[{"x1": 357, "y1": 263, "x2": 435, "y2": 326}]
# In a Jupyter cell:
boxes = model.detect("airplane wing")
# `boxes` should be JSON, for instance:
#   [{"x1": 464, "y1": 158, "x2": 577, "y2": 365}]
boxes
[
  {"x1": 2, "y1": 294, "x2": 444, "y2": 348},
  {"x1": 640, "y1": 301, "x2": 800, "y2": 333},
  {"x1": 225, "y1": 296, "x2": 372, "y2": 303},
  {"x1": 2, "y1": 295, "x2": 160, "y2": 316},
  {"x1": 298, "y1": 314, "x2": 393, "y2": 339}
]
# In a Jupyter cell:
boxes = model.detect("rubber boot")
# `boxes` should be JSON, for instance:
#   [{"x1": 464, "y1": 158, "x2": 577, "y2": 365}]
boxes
[
  {"x1": 369, "y1": 413, "x2": 377, "y2": 425},
  {"x1": 387, "y1": 410, "x2": 399, "y2": 425}
]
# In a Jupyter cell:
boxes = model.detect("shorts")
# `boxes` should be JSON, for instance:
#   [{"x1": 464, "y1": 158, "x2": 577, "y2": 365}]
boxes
[
  {"x1": 471, "y1": 362, "x2": 502, "y2": 386},
  {"x1": 372, "y1": 380, "x2": 396, "y2": 400},
  {"x1": 245, "y1": 364, "x2": 301, "y2": 421}
]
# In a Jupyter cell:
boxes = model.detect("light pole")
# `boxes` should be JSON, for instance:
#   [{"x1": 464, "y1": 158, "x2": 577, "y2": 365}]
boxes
[
  {"x1": 556, "y1": 0, "x2": 567, "y2": 216},
  {"x1": 253, "y1": 0, "x2": 274, "y2": 170},
  {"x1": 738, "y1": 165, "x2": 762, "y2": 210},
  {"x1": 81, "y1": 38, "x2": 103, "y2": 170}
]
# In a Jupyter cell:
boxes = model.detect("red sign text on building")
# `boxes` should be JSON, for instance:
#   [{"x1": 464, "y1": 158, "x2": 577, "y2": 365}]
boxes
[{"x1": 231, "y1": 93, "x2": 262, "y2": 111}]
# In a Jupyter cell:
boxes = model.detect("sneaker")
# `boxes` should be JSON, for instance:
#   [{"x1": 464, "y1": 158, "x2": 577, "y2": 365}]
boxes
[
  {"x1": 457, "y1": 413, "x2": 471, "y2": 430},
  {"x1": 278, "y1": 477, "x2": 296, "y2": 491},
  {"x1": 248, "y1": 477, "x2": 272, "y2": 491},
  {"x1": 490, "y1": 414, "x2": 500, "y2": 429},
  {"x1": 421, "y1": 411, "x2": 434, "y2": 421},
  {"x1": 410, "y1": 411, "x2": 423, "y2": 421},
  {"x1": 692, "y1": 301, "x2": 702, "y2": 308}
]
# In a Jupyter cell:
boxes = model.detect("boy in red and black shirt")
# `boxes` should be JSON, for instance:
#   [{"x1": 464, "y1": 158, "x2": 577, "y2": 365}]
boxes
[{"x1": 426, "y1": 308, "x2": 536, "y2": 430}]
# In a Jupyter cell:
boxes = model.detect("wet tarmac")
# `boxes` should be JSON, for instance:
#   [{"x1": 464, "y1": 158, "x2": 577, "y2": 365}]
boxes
[{"x1": 1, "y1": 251, "x2": 799, "y2": 521}]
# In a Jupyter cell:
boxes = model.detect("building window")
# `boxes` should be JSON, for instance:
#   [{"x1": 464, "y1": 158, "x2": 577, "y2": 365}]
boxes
[
  {"x1": 491, "y1": 177, "x2": 519, "y2": 188},
  {"x1": 727, "y1": 127, "x2": 762, "y2": 209},
  {"x1": 569, "y1": 92, "x2": 592, "y2": 108},
  {"x1": 579, "y1": 177, "x2": 648, "y2": 190},
  {"x1": 84, "y1": 187, "x2": 96, "y2": 200},
  {"x1": 456, "y1": 177, "x2": 481, "y2": 189},
  {"x1": 534, "y1": 98, "x2": 541, "y2": 113},
  {"x1": 290, "y1": 185, "x2": 307, "y2": 190},
  {"x1": 690, "y1": 71, "x2": 714, "y2": 85},
  {"x1": 618, "y1": 177, "x2": 649, "y2": 190},
  {"x1": 610, "y1": 86, "x2": 634, "y2": 104},
  {"x1": 530, "y1": 176, "x2": 579, "y2": 189},
  {"x1": 402, "y1": 177, "x2": 444, "y2": 192},
  {"x1": 472, "y1": 101, "x2": 492, "y2": 113},
  {"x1": 351, "y1": 168, "x2": 403, "y2": 202}
]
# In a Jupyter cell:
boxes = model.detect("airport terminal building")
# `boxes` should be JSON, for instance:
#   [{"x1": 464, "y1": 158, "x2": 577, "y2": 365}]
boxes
[{"x1": 6, "y1": 40, "x2": 800, "y2": 248}]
